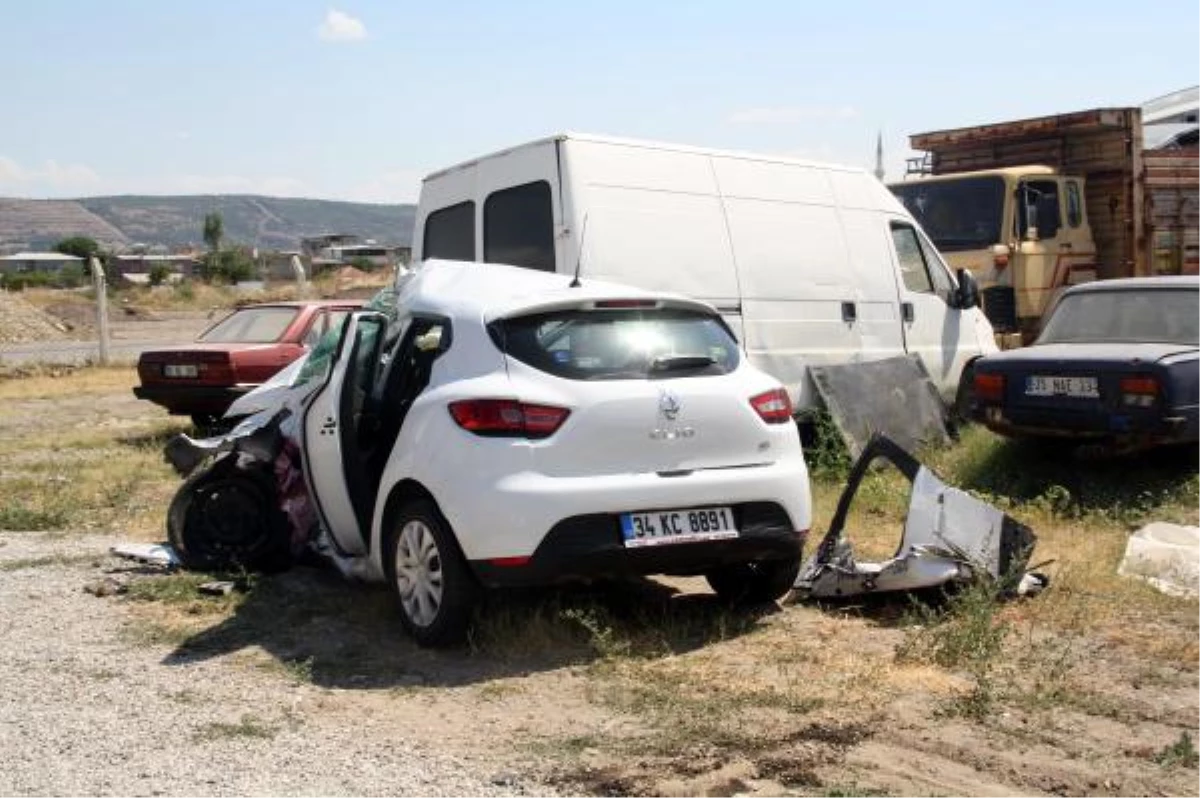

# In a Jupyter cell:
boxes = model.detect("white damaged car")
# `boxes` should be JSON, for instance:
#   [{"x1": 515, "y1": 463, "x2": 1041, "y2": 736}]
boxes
[{"x1": 166, "y1": 260, "x2": 812, "y2": 645}]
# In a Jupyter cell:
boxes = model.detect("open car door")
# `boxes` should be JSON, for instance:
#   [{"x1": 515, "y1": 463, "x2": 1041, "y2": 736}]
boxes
[{"x1": 300, "y1": 311, "x2": 390, "y2": 556}]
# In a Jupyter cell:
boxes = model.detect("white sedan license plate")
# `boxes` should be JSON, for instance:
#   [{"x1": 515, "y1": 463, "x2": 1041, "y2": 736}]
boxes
[
  {"x1": 1025, "y1": 375, "x2": 1098, "y2": 398},
  {"x1": 163, "y1": 364, "x2": 199, "y2": 378},
  {"x1": 620, "y1": 506, "x2": 738, "y2": 548}
]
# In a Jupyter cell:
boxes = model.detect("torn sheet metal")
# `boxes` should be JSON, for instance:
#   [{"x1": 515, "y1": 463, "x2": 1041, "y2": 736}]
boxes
[
  {"x1": 1118, "y1": 522, "x2": 1199, "y2": 597},
  {"x1": 809, "y1": 355, "x2": 950, "y2": 459},
  {"x1": 795, "y1": 435, "x2": 1041, "y2": 599},
  {"x1": 110, "y1": 542, "x2": 181, "y2": 569},
  {"x1": 164, "y1": 406, "x2": 288, "y2": 478}
]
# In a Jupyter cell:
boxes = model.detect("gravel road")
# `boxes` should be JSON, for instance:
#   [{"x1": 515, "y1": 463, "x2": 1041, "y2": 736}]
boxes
[
  {"x1": 0, "y1": 531, "x2": 545, "y2": 796},
  {"x1": 0, "y1": 312, "x2": 213, "y2": 366}
]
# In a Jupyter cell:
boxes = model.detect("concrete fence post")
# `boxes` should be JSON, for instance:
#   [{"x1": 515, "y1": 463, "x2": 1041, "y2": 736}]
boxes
[
  {"x1": 291, "y1": 254, "x2": 309, "y2": 298},
  {"x1": 89, "y1": 256, "x2": 110, "y2": 365}
]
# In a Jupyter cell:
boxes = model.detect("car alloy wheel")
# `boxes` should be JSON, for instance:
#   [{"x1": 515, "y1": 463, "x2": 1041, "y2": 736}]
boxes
[
  {"x1": 385, "y1": 499, "x2": 476, "y2": 646},
  {"x1": 393, "y1": 519, "x2": 443, "y2": 628}
]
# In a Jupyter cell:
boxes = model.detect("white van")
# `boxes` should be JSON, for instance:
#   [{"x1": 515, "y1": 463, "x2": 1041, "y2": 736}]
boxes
[{"x1": 412, "y1": 133, "x2": 998, "y2": 412}]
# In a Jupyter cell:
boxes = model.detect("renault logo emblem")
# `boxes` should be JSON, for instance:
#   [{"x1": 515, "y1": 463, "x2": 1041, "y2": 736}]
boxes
[{"x1": 659, "y1": 391, "x2": 681, "y2": 421}]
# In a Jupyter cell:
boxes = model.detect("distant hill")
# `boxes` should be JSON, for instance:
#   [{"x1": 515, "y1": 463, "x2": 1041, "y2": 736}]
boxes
[
  {"x1": 0, "y1": 199, "x2": 130, "y2": 250},
  {"x1": 0, "y1": 194, "x2": 415, "y2": 253}
]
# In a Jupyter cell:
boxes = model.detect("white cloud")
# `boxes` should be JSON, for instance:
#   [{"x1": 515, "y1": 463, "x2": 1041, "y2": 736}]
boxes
[
  {"x1": 349, "y1": 168, "x2": 425, "y2": 203},
  {"x1": 0, "y1": 156, "x2": 24, "y2": 183},
  {"x1": 728, "y1": 105, "x2": 858, "y2": 125},
  {"x1": 43, "y1": 160, "x2": 101, "y2": 187},
  {"x1": 0, "y1": 156, "x2": 100, "y2": 192},
  {"x1": 317, "y1": 9, "x2": 367, "y2": 42},
  {"x1": 175, "y1": 174, "x2": 313, "y2": 197}
]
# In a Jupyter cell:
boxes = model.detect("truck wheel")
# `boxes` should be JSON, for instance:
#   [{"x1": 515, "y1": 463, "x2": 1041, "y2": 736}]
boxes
[
  {"x1": 706, "y1": 557, "x2": 800, "y2": 605},
  {"x1": 384, "y1": 500, "x2": 477, "y2": 647},
  {"x1": 167, "y1": 456, "x2": 292, "y2": 572}
]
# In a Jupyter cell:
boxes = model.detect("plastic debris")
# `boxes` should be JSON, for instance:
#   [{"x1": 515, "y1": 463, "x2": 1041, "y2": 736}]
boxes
[
  {"x1": 1118, "y1": 522, "x2": 1199, "y2": 597},
  {"x1": 110, "y1": 542, "x2": 181, "y2": 569}
]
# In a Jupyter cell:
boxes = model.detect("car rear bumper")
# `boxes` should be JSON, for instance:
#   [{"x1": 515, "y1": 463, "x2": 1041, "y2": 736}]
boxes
[
  {"x1": 420, "y1": 452, "x2": 812, "y2": 561},
  {"x1": 975, "y1": 404, "x2": 1197, "y2": 444},
  {"x1": 132, "y1": 384, "x2": 255, "y2": 416},
  {"x1": 470, "y1": 501, "x2": 803, "y2": 588}
]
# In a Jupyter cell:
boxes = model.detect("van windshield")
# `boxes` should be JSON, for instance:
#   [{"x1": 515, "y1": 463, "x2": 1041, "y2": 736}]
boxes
[
  {"x1": 491, "y1": 307, "x2": 740, "y2": 380},
  {"x1": 891, "y1": 176, "x2": 1006, "y2": 252}
]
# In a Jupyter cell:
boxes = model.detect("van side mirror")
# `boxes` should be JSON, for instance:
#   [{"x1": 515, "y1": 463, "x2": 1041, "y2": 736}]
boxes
[{"x1": 954, "y1": 268, "x2": 981, "y2": 309}]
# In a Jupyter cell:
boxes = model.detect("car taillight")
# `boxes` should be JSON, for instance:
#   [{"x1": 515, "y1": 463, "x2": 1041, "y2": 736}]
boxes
[
  {"x1": 1120, "y1": 376, "x2": 1158, "y2": 407},
  {"x1": 974, "y1": 372, "x2": 1004, "y2": 403},
  {"x1": 749, "y1": 388, "x2": 793, "y2": 424},
  {"x1": 448, "y1": 399, "x2": 570, "y2": 439}
]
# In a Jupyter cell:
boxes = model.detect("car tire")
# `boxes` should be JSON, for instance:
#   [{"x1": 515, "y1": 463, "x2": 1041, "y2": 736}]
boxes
[
  {"x1": 706, "y1": 556, "x2": 801, "y2": 605},
  {"x1": 384, "y1": 499, "x2": 477, "y2": 647},
  {"x1": 949, "y1": 362, "x2": 977, "y2": 438},
  {"x1": 167, "y1": 455, "x2": 292, "y2": 573}
]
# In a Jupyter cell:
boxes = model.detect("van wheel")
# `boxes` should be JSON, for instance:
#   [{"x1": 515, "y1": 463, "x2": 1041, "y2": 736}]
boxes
[
  {"x1": 706, "y1": 557, "x2": 800, "y2": 605},
  {"x1": 384, "y1": 500, "x2": 476, "y2": 647}
]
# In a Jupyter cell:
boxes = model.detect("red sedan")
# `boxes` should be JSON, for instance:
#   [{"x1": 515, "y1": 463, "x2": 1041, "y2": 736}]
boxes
[{"x1": 134, "y1": 299, "x2": 362, "y2": 426}]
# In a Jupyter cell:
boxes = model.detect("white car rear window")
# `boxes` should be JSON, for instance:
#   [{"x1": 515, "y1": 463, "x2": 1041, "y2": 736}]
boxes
[{"x1": 492, "y1": 308, "x2": 739, "y2": 381}]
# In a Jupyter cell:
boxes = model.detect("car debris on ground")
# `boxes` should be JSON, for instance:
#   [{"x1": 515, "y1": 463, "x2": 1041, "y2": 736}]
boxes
[
  {"x1": 110, "y1": 542, "x2": 181, "y2": 570},
  {"x1": 795, "y1": 435, "x2": 1047, "y2": 600},
  {"x1": 1118, "y1": 521, "x2": 1199, "y2": 597}
]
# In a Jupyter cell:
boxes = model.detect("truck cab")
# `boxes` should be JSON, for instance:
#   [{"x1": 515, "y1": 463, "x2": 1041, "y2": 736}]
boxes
[{"x1": 891, "y1": 166, "x2": 1098, "y2": 340}]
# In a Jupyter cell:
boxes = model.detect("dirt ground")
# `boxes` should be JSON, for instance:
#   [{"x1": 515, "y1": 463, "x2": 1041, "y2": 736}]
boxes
[{"x1": 0, "y1": 309, "x2": 1197, "y2": 796}]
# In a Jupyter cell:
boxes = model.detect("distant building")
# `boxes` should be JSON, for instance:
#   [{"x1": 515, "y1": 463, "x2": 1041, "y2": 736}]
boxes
[
  {"x1": 300, "y1": 233, "x2": 411, "y2": 274},
  {"x1": 300, "y1": 234, "x2": 362, "y2": 260},
  {"x1": 0, "y1": 252, "x2": 84, "y2": 274},
  {"x1": 112, "y1": 253, "x2": 201, "y2": 284}
]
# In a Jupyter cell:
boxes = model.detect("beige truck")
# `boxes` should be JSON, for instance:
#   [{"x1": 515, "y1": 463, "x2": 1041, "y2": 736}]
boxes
[{"x1": 891, "y1": 102, "x2": 1198, "y2": 342}]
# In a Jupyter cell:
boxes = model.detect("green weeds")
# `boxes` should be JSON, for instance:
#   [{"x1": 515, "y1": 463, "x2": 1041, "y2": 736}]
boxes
[{"x1": 1155, "y1": 731, "x2": 1199, "y2": 769}]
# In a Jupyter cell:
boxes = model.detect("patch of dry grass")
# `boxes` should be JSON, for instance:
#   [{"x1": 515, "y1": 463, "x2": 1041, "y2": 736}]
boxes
[
  {"x1": 0, "y1": 365, "x2": 185, "y2": 534},
  {"x1": 0, "y1": 363, "x2": 137, "y2": 395}
]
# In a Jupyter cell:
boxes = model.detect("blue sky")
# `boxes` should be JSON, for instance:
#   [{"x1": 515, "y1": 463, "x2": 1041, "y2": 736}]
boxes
[{"x1": 1, "y1": 1, "x2": 1195, "y2": 203}]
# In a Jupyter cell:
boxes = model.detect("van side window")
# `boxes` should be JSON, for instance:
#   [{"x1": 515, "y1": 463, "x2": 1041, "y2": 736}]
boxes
[
  {"x1": 423, "y1": 201, "x2": 475, "y2": 261},
  {"x1": 916, "y1": 230, "x2": 955, "y2": 300},
  {"x1": 890, "y1": 224, "x2": 933, "y2": 293},
  {"x1": 484, "y1": 181, "x2": 555, "y2": 272}
]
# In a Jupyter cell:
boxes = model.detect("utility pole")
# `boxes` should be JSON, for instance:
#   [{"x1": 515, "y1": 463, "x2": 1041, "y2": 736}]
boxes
[
  {"x1": 89, "y1": 256, "x2": 110, "y2": 365},
  {"x1": 874, "y1": 130, "x2": 885, "y2": 181}
]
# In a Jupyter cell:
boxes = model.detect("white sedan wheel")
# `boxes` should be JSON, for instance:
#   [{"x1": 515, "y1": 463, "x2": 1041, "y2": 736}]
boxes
[{"x1": 393, "y1": 519, "x2": 443, "y2": 628}]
